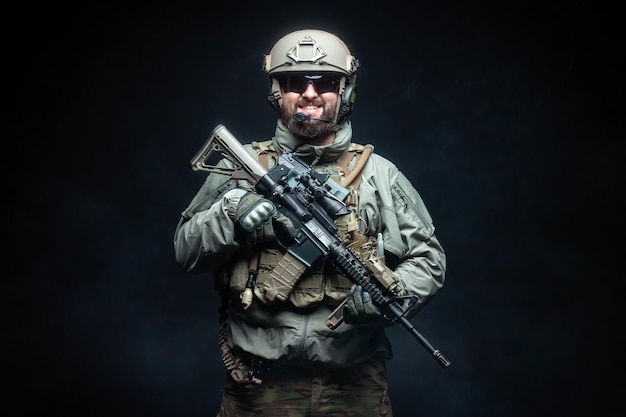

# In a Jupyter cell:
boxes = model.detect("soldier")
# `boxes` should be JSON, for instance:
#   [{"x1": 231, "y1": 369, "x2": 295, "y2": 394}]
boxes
[{"x1": 173, "y1": 29, "x2": 447, "y2": 417}]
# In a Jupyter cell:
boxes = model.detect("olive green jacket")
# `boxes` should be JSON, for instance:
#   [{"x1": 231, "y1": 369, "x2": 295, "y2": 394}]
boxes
[{"x1": 173, "y1": 120, "x2": 446, "y2": 368}]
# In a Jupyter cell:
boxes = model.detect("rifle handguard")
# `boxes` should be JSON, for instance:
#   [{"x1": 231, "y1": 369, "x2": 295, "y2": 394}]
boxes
[{"x1": 364, "y1": 252, "x2": 404, "y2": 295}]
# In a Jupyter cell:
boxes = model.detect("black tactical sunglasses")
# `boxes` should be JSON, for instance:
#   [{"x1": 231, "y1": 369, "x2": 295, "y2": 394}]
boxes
[{"x1": 277, "y1": 74, "x2": 341, "y2": 94}]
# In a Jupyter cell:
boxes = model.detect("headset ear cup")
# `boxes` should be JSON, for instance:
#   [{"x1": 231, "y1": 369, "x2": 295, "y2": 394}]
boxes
[
  {"x1": 267, "y1": 78, "x2": 282, "y2": 115},
  {"x1": 268, "y1": 94, "x2": 280, "y2": 113},
  {"x1": 343, "y1": 83, "x2": 356, "y2": 107},
  {"x1": 338, "y1": 82, "x2": 356, "y2": 122}
]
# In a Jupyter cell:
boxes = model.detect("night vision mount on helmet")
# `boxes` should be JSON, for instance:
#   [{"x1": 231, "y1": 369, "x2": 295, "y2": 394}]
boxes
[{"x1": 263, "y1": 29, "x2": 360, "y2": 124}]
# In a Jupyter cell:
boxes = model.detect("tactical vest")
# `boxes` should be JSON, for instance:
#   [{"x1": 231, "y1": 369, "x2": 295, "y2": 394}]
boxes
[
  {"x1": 226, "y1": 139, "x2": 375, "y2": 309},
  {"x1": 216, "y1": 139, "x2": 409, "y2": 384}
]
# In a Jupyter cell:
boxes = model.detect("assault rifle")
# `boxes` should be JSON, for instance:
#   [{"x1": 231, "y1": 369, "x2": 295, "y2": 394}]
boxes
[{"x1": 189, "y1": 124, "x2": 451, "y2": 368}]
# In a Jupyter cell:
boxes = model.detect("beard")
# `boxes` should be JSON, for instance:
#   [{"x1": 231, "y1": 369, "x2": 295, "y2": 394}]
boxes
[{"x1": 281, "y1": 100, "x2": 340, "y2": 142}]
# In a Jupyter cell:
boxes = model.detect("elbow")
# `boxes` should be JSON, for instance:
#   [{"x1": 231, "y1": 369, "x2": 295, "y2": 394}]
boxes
[{"x1": 173, "y1": 236, "x2": 203, "y2": 273}]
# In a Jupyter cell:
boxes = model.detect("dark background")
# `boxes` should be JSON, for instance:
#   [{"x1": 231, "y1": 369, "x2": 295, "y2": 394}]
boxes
[{"x1": 5, "y1": 1, "x2": 623, "y2": 416}]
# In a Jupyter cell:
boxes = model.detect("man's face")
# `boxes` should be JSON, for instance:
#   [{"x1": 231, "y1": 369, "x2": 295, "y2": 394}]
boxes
[{"x1": 277, "y1": 74, "x2": 341, "y2": 144}]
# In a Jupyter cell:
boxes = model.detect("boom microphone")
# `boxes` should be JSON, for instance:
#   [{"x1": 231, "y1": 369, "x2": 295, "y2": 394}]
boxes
[{"x1": 293, "y1": 113, "x2": 333, "y2": 123}]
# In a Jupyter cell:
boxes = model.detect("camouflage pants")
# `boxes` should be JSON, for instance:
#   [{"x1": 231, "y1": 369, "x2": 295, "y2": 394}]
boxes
[{"x1": 217, "y1": 356, "x2": 393, "y2": 417}]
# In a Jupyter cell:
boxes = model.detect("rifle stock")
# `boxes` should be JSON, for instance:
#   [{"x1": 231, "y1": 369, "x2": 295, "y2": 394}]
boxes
[{"x1": 190, "y1": 124, "x2": 267, "y2": 184}]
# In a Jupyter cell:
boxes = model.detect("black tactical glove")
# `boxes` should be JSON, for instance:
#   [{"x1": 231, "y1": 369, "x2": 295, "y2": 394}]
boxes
[
  {"x1": 234, "y1": 192, "x2": 298, "y2": 246},
  {"x1": 235, "y1": 192, "x2": 276, "y2": 232},
  {"x1": 343, "y1": 285, "x2": 386, "y2": 326}
]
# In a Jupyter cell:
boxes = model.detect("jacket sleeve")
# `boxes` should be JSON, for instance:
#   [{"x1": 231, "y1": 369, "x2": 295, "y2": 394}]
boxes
[
  {"x1": 383, "y1": 169, "x2": 446, "y2": 319},
  {"x1": 172, "y1": 159, "x2": 255, "y2": 273},
  {"x1": 351, "y1": 152, "x2": 446, "y2": 319}
]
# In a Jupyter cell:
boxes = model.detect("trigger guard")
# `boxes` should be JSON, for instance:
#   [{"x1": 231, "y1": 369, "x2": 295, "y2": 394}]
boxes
[{"x1": 272, "y1": 207, "x2": 299, "y2": 248}]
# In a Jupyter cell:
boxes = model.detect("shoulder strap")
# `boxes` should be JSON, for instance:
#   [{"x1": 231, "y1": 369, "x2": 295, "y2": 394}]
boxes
[
  {"x1": 251, "y1": 139, "x2": 276, "y2": 170},
  {"x1": 251, "y1": 139, "x2": 374, "y2": 190},
  {"x1": 336, "y1": 143, "x2": 374, "y2": 189}
]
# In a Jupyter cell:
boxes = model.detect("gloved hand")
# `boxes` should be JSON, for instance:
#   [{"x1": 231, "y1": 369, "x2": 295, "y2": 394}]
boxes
[
  {"x1": 343, "y1": 285, "x2": 386, "y2": 326},
  {"x1": 234, "y1": 192, "x2": 276, "y2": 232},
  {"x1": 224, "y1": 190, "x2": 297, "y2": 246}
]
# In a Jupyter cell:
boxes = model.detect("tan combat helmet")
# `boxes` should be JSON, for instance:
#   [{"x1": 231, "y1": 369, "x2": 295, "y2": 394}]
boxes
[{"x1": 263, "y1": 29, "x2": 360, "y2": 123}]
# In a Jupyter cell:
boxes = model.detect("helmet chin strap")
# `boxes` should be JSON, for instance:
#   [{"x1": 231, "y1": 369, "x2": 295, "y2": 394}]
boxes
[{"x1": 334, "y1": 76, "x2": 347, "y2": 123}]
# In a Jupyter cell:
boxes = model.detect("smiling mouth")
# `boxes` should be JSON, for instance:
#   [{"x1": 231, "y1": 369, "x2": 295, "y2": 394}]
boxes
[{"x1": 299, "y1": 105, "x2": 321, "y2": 113}]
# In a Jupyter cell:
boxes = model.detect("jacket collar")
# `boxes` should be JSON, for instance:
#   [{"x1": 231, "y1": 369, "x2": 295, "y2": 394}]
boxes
[{"x1": 271, "y1": 119, "x2": 353, "y2": 166}]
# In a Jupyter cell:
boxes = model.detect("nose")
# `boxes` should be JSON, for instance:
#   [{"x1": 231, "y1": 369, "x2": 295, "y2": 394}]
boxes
[{"x1": 301, "y1": 82, "x2": 319, "y2": 98}]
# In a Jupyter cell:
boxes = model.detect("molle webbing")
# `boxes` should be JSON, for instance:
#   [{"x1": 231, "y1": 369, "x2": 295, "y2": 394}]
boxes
[
  {"x1": 218, "y1": 141, "x2": 375, "y2": 383},
  {"x1": 250, "y1": 139, "x2": 373, "y2": 303}
]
